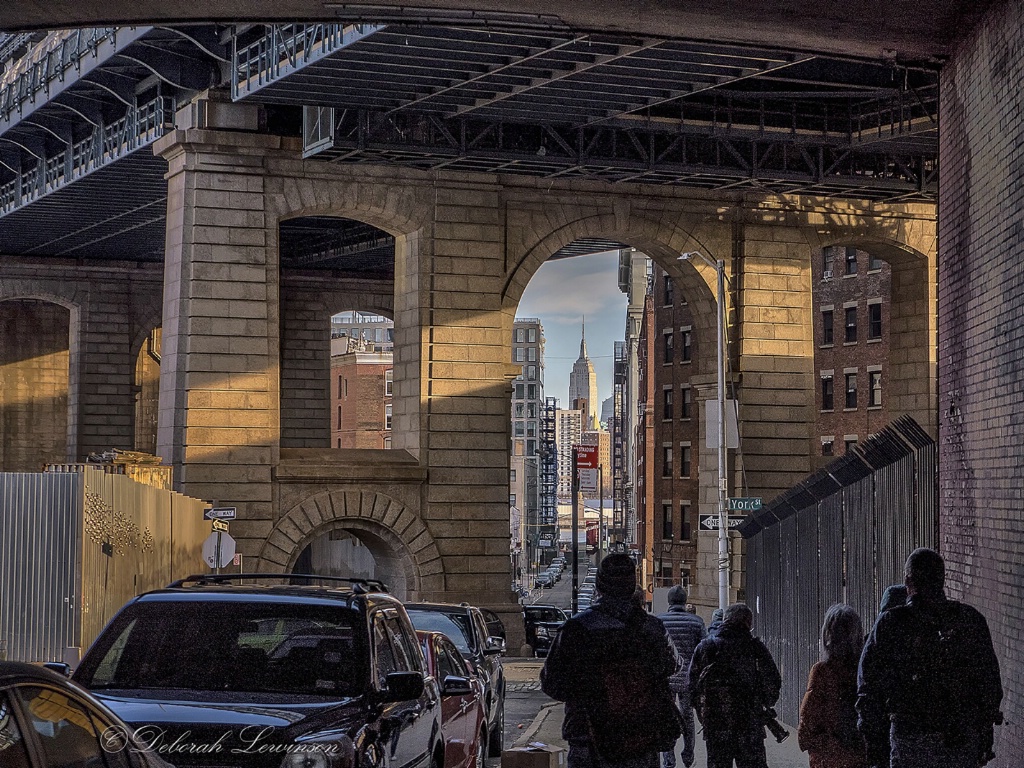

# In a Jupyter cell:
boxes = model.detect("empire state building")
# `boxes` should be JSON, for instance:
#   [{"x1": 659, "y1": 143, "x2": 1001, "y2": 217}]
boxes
[{"x1": 569, "y1": 322, "x2": 598, "y2": 430}]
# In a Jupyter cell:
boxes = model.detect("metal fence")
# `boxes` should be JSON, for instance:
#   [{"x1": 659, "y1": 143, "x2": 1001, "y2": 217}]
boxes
[
  {"x1": 738, "y1": 415, "x2": 936, "y2": 726},
  {"x1": 0, "y1": 466, "x2": 210, "y2": 663}
]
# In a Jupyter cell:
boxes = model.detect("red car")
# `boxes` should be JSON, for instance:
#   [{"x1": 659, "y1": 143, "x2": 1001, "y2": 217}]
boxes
[{"x1": 417, "y1": 630, "x2": 487, "y2": 768}]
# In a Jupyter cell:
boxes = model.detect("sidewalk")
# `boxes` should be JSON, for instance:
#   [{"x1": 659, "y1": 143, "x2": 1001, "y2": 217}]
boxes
[{"x1": 510, "y1": 671, "x2": 808, "y2": 768}]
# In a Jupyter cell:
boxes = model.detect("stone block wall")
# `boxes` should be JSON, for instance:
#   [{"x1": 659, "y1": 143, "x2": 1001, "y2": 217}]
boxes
[{"x1": 940, "y1": 1, "x2": 1024, "y2": 758}]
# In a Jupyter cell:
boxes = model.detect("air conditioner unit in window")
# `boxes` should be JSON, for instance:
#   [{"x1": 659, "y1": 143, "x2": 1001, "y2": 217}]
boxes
[{"x1": 823, "y1": 270, "x2": 834, "y2": 280}]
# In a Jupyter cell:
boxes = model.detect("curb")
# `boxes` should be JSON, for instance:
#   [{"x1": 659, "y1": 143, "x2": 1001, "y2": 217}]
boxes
[{"x1": 512, "y1": 701, "x2": 561, "y2": 747}]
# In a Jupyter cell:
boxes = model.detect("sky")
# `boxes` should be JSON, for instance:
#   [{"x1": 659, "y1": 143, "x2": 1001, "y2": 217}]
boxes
[{"x1": 516, "y1": 250, "x2": 628, "y2": 412}]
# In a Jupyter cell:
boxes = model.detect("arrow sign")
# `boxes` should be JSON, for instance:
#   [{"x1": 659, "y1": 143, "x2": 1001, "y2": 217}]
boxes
[
  {"x1": 211, "y1": 519, "x2": 229, "y2": 532},
  {"x1": 699, "y1": 514, "x2": 746, "y2": 531},
  {"x1": 204, "y1": 506, "x2": 237, "y2": 520}
]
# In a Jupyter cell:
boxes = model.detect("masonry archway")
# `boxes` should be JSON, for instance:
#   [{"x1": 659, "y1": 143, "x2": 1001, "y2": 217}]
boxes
[{"x1": 256, "y1": 489, "x2": 441, "y2": 600}]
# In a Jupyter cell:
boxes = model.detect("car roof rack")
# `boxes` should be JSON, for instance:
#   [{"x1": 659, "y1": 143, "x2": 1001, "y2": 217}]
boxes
[{"x1": 165, "y1": 573, "x2": 390, "y2": 594}]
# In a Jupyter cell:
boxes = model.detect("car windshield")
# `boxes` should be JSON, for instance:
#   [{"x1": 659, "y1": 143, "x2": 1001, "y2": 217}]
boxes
[
  {"x1": 406, "y1": 610, "x2": 474, "y2": 655},
  {"x1": 75, "y1": 600, "x2": 368, "y2": 697}
]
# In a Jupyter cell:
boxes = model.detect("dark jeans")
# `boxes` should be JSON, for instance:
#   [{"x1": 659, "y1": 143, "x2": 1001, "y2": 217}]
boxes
[
  {"x1": 890, "y1": 727, "x2": 981, "y2": 768},
  {"x1": 661, "y1": 691, "x2": 695, "y2": 768},
  {"x1": 704, "y1": 729, "x2": 768, "y2": 768},
  {"x1": 568, "y1": 741, "x2": 659, "y2": 768}
]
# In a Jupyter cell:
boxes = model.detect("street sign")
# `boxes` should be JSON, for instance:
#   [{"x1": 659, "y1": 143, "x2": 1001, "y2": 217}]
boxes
[
  {"x1": 728, "y1": 497, "x2": 762, "y2": 512},
  {"x1": 211, "y1": 519, "x2": 229, "y2": 532},
  {"x1": 575, "y1": 445, "x2": 599, "y2": 494},
  {"x1": 699, "y1": 514, "x2": 746, "y2": 531},
  {"x1": 202, "y1": 532, "x2": 236, "y2": 568},
  {"x1": 204, "y1": 506, "x2": 237, "y2": 520}
]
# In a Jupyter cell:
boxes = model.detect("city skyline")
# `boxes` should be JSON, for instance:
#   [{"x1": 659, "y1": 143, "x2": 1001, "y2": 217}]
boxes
[{"x1": 516, "y1": 249, "x2": 628, "y2": 415}]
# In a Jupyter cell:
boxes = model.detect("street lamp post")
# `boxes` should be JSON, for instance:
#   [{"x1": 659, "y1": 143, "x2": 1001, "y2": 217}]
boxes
[{"x1": 679, "y1": 251, "x2": 729, "y2": 610}]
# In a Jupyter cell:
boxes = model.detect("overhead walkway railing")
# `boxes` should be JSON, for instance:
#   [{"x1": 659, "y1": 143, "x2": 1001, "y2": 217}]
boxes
[
  {"x1": 0, "y1": 27, "x2": 150, "y2": 129},
  {"x1": 232, "y1": 23, "x2": 382, "y2": 100},
  {"x1": 0, "y1": 96, "x2": 173, "y2": 217}
]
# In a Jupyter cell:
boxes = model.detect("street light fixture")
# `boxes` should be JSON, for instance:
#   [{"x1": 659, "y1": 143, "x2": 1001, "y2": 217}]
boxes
[{"x1": 679, "y1": 250, "x2": 729, "y2": 610}]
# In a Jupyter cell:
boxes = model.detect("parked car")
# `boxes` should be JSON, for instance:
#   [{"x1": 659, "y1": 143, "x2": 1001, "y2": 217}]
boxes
[
  {"x1": 405, "y1": 603, "x2": 506, "y2": 757},
  {"x1": 535, "y1": 573, "x2": 554, "y2": 588},
  {"x1": 523, "y1": 605, "x2": 568, "y2": 657},
  {"x1": 72, "y1": 574, "x2": 445, "y2": 768},
  {"x1": 416, "y1": 631, "x2": 486, "y2": 768},
  {"x1": 0, "y1": 661, "x2": 171, "y2": 768}
]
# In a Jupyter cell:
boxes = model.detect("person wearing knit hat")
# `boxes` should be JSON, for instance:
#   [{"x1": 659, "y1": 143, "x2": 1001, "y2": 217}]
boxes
[
  {"x1": 541, "y1": 554, "x2": 683, "y2": 768},
  {"x1": 708, "y1": 608, "x2": 725, "y2": 638}
]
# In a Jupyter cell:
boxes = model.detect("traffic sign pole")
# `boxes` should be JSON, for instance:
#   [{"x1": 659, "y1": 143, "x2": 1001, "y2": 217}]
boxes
[{"x1": 215, "y1": 531, "x2": 222, "y2": 575}]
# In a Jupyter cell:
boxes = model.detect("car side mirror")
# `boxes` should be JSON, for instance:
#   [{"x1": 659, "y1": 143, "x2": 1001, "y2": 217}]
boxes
[
  {"x1": 441, "y1": 675, "x2": 474, "y2": 696},
  {"x1": 42, "y1": 662, "x2": 72, "y2": 678},
  {"x1": 381, "y1": 671, "x2": 425, "y2": 702},
  {"x1": 484, "y1": 636, "x2": 506, "y2": 655}
]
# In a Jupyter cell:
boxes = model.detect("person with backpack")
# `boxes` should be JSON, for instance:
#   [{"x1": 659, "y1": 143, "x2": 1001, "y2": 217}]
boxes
[
  {"x1": 656, "y1": 585, "x2": 706, "y2": 768},
  {"x1": 688, "y1": 602, "x2": 782, "y2": 768},
  {"x1": 857, "y1": 548, "x2": 1003, "y2": 768},
  {"x1": 541, "y1": 554, "x2": 683, "y2": 768},
  {"x1": 797, "y1": 604, "x2": 867, "y2": 768}
]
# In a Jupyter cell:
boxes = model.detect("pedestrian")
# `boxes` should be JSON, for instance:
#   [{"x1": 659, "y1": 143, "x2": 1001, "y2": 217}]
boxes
[
  {"x1": 708, "y1": 607, "x2": 725, "y2": 637},
  {"x1": 657, "y1": 586, "x2": 707, "y2": 768},
  {"x1": 857, "y1": 548, "x2": 1003, "y2": 768},
  {"x1": 689, "y1": 603, "x2": 782, "y2": 768},
  {"x1": 541, "y1": 553, "x2": 683, "y2": 768},
  {"x1": 877, "y1": 584, "x2": 907, "y2": 615},
  {"x1": 797, "y1": 604, "x2": 867, "y2": 768}
]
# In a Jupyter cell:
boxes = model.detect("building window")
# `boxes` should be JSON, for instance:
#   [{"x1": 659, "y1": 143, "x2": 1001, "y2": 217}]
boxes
[
  {"x1": 528, "y1": 347, "x2": 537, "y2": 362},
  {"x1": 338, "y1": 375, "x2": 344, "y2": 398},
  {"x1": 527, "y1": 365, "x2": 537, "y2": 380},
  {"x1": 845, "y1": 372, "x2": 858, "y2": 409},
  {"x1": 385, "y1": 404, "x2": 393, "y2": 430},
  {"x1": 823, "y1": 246, "x2": 836, "y2": 276},
  {"x1": 515, "y1": 328, "x2": 525, "y2": 343},
  {"x1": 822, "y1": 438, "x2": 834, "y2": 456},
  {"x1": 663, "y1": 445, "x2": 673, "y2": 477},
  {"x1": 662, "y1": 504, "x2": 673, "y2": 540},
  {"x1": 527, "y1": 384, "x2": 537, "y2": 399},
  {"x1": 680, "y1": 504, "x2": 691, "y2": 540},
  {"x1": 514, "y1": 422, "x2": 525, "y2": 437},
  {"x1": 337, "y1": 405, "x2": 343, "y2": 428},
  {"x1": 337, "y1": 438, "x2": 342, "y2": 448},
  {"x1": 514, "y1": 383, "x2": 524, "y2": 399},
  {"x1": 664, "y1": 275, "x2": 674, "y2": 306},
  {"x1": 663, "y1": 388, "x2": 674, "y2": 420},
  {"x1": 845, "y1": 306, "x2": 857, "y2": 343},
  {"x1": 821, "y1": 375, "x2": 834, "y2": 411},
  {"x1": 845, "y1": 247, "x2": 857, "y2": 275},
  {"x1": 384, "y1": 369, "x2": 393, "y2": 396},
  {"x1": 664, "y1": 331, "x2": 674, "y2": 364},
  {"x1": 681, "y1": 329, "x2": 692, "y2": 362},
  {"x1": 510, "y1": 469, "x2": 517, "y2": 483},
  {"x1": 527, "y1": 402, "x2": 537, "y2": 418},
  {"x1": 845, "y1": 437, "x2": 858, "y2": 453},
  {"x1": 515, "y1": 402, "x2": 525, "y2": 418},
  {"x1": 681, "y1": 386, "x2": 692, "y2": 418},
  {"x1": 528, "y1": 328, "x2": 537, "y2": 343},
  {"x1": 869, "y1": 371, "x2": 882, "y2": 407},
  {"x1": 822, "y1": 310, "x2": 834, "y2": 345},
  {"x1": 869, "y1": 253, "x2": 883, "y2": 271},
  {"x1": 384, "y1": 436, "x2": 392, "y2": 449},
  {"x1": 868, "y1": 302, "x2": 882, "y2": 339},
  {"x1": 510, "y1": 494, "x2": 516, "y2": 507},
  {"x1": 527, "y1": 421, "x2": 536, "y2": 437},
  {"x1": 680, "y1": 444, "x2": 692, "y2": 478},
  {"x1": 526, "y1": 439, "x2": 536, "y2": 455},
  {"x1": 514, "y1": 348, "x2": 525, "y2": 362}
]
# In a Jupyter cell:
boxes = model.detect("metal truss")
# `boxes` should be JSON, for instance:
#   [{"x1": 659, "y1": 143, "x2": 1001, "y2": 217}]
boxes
[{"x1": 306, "y1": 107, "x2": 937, "y2": 201}]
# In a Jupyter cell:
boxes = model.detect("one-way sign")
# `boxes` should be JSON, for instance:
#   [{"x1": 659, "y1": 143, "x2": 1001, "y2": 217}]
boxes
[
  {"x1": 699, "y1": 514, "x2": 746, "y2": 531},
  {"x1": 204, "y1": 506, "x2": 237, "y2": 520}
]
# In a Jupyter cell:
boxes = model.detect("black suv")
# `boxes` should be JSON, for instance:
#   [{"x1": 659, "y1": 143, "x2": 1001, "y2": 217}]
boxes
[
  {"x1": 404, "y1": 603, "x2": 505, "y2": 758},
  {"x1": 72, "y1": 574, "x2": 444, "y2": 768},
  {"x1": 523, "y1": 605, "x2": 567, "y2": 657}
]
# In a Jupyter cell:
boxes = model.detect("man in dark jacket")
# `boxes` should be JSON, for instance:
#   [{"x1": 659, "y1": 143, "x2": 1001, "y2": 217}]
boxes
[
  {"x1": 657, "y1": 586, "x2": 707, "y2": 768},
  {"x1": 688, "y1": 603, "x2": 781, "y2": 768},
  {"x1": 857, "y1": 548, "x2": 1002, "y2": 768},
  {"x1": 541, "y1": 554, "x2": 682, "y2": 768}
]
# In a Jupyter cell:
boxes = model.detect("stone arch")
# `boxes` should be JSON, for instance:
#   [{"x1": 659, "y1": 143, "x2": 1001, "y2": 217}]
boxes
[
  {"x1": 504, "y1": 210, "x2": 727, "y2": 379},
  {"x1": 256, "y1": 489, "x2": 443, "y2": 600}
]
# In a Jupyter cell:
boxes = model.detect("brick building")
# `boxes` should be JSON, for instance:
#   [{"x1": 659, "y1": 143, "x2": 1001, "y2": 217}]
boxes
[
  {"x1": 812, "y1": 246, "x2": 892, "y2": 460},
  {"x1": 330, "y1": 336, "x2": 393, "y2": 449}
]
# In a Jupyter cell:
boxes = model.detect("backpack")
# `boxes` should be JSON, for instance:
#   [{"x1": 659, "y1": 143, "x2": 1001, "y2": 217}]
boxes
[
  {"x1": 584, "y1": 616, "x2": 683, "y2": 762},
  {"x1": 693, "y1": 646, "x2": 761, "y2": 733}
]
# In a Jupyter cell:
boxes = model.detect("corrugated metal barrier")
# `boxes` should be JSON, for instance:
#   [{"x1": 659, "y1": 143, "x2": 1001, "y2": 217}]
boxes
[
  {"x1": 0, "y1": 465, "x2": 210, "y2": 663},
  {"x1": 738, "y1": 415, "x2": 936, "y2": 726}
]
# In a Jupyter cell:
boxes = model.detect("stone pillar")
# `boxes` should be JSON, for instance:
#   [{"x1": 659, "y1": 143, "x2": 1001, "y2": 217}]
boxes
[
  {"x1": 396, "y1": 179, "x2": 523, "y2": 647},
  {"x1": 279, "y1": 289, "x2": 330, "y2": 448},
  {"x1": 154, "y1": 129, "x2": 279, "y2": 534}
]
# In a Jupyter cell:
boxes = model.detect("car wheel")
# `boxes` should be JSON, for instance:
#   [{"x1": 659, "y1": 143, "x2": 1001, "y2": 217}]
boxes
[
  {"x1": 487, "y1": 701, "x2": 504, "y2": 757},
  {"x1": 476, "y1": 728, "x2": 488, "y2": 768}
]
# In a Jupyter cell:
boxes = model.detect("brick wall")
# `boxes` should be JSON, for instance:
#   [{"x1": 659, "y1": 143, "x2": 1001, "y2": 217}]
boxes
[{"x1": 940, "y1": 1, "x2": 1024, "y2": 759}]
